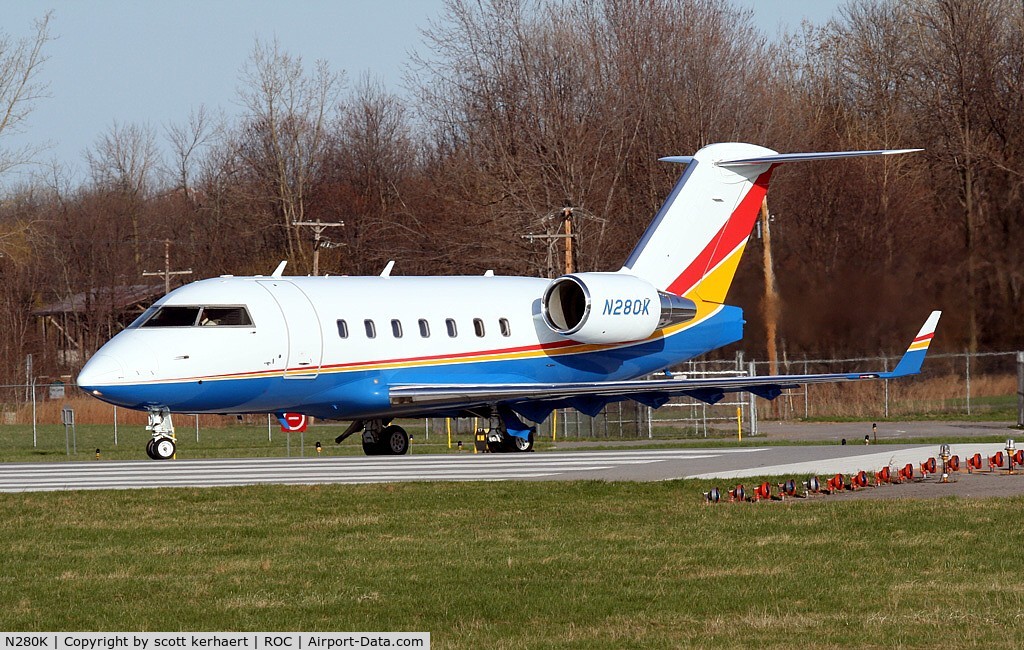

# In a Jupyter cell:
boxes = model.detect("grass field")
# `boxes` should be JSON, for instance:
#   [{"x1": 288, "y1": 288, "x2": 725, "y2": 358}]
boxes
[{"x1": 2, "y1": 481, "x2": 1024, "y2": 648}]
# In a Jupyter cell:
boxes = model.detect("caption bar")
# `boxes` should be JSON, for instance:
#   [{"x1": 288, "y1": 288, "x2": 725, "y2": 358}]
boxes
[{"x1": 2, "y1": 634, "x2": 428, "y2": 650}]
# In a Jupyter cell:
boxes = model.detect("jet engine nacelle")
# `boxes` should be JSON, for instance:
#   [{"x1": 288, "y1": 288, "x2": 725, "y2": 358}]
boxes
[{"x1": 541, "y1": 272, "x2": 697, "y2": 344}]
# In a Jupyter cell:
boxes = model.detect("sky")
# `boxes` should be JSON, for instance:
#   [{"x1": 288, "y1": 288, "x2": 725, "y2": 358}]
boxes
[{"x1": 2, "y1": 0, "x2": 844, "y2": 183}]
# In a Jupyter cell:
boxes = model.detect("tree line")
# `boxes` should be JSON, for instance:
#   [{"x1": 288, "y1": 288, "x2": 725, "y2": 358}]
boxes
[{"x1": 0, "y1": 0, "x2": 1021, "y2": 385}]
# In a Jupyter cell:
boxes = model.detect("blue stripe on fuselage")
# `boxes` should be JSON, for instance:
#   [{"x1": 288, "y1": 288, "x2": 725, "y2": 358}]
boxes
[{"x1": 85, "y1": 306, "x2": 744, "y2": 418}]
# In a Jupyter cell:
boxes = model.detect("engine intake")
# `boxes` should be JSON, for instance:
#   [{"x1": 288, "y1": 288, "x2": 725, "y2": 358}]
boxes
[{"x1": 541, "y1": 273, "x2": 697, "y2": 344}]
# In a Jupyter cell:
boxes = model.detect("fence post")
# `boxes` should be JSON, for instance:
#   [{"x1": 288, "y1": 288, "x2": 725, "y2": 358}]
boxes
[
  {"x1": 748, "y1": 361, "x2": 758, "y2": 436},
  {"x1": 883, "y1": 355, "x2": 890, "y2": 419},
  {"x1": 965, "y1": 350, "x2": 972, "y2": 416},
  {"x1": 1017, "y1": 351, "x2": 1023, "y2": 428},
  {"x1": 803, "y1": 359, "x2": 809, "y2": 418},
  {"x1": 31, "y1": 380, "x2": 37, "y2": 448}
]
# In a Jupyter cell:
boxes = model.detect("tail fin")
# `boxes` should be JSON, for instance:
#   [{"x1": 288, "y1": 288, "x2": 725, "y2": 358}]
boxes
[
  {"x1": 620, "y1": 143, "x2": 921, "y2": 303},
  {"x1": 884, "y1": 310, "x2": 942, "y2": 378}
]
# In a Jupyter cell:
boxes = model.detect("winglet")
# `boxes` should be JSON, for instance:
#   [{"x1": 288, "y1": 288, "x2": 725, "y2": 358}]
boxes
[{"x1": 885, "y1": 311, "x2": 942, "y2": 378}]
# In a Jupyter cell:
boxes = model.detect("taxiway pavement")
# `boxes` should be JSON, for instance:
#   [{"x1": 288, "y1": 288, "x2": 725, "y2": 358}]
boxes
[{"x1": 0, "y1": 443, "x2": 1008, "y2": 492}]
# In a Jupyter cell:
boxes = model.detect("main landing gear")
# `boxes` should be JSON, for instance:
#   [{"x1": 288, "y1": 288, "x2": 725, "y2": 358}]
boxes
[
  {"x1": 483, "y1": 417, "x2": 536, "y2": 452},
  {"x1": 334, "y1": 420, "x2": 410, "y2": 456},
  {"x1": 145, "y1": 408, "x2": 177, "y2": 460},
  {"x1": 335, "y1": 410, "x2": 536, "y2": 456}
]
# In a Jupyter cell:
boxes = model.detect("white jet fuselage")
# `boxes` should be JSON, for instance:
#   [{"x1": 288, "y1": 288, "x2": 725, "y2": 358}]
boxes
[{"x1": 78, "y1": 274, "x2": 741, "y2": 420}]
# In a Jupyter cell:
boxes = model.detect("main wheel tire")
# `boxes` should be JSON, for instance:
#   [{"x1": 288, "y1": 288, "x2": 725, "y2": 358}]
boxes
[
  {"x1": 362, "y1": 438, "x2": 380, "y2": 455},
  {"x1": 510, "y1": 431, "x2": 535, "y2": 452},
  {"x1": 152, "y1": 437, "x2": 176, "y2": 460},
  {"x1": 145, "y1": 438, "x2": 158, "y2": 460},
  {"x1": 382, "y1": 425, "x2": 409, "y2": 455}
]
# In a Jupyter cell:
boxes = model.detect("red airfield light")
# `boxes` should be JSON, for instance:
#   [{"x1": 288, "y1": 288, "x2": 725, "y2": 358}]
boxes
[
  {"x1": 898, "y1": 463, "x2": 915, "y2": 482},
  {"x1": 920, "y1": 457, "x2": 937, "y2": 477},
  {"x1": 966, "y1": 453, "x2": 983, "y2": 472},
  {"x1": 827, "y1": 474, "x2": 846, "y2": 492},
  {"x1": 754, "y1": 482, "x2": 772, "y2": 501},
  {"x1": 989, "y1": 452, "x2": 1005, "y2": 471}
]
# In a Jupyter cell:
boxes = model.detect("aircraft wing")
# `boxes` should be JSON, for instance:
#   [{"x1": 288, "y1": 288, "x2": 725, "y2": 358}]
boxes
[{"x1": 389, "y1": 311, "x2": 941, "y2": 419}]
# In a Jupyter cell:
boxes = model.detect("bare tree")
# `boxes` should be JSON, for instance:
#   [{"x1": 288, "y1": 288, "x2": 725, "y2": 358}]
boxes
[
  {"x1": 318, "y1": 74, "x2": 417, "y2": 274},
  {"x1": 0, "y1": 11, "x2": 52, "y2": 179},
  {"x1": 165, "y1": 105, "x2": 217, "y2": 201},
  {"x1": 235, "y1": 38, "x2": 343, "y2": 267},
  {"x1": 85, "y1": 121, "x2": 162, "y2": 266}
]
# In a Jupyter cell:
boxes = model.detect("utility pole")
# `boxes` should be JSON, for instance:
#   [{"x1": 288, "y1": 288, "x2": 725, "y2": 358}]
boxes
[
  {"x1": 563, "y1": 207, "x2": 574, "y2": 274},
  {"x1": 760, "y1": 198, "x2": 780, "y2": 377},
  {"x1": 293, "y1": 219, "x2": 344, "y2": 276},
  {"x1": 142, "y1": 239, "x2": 192, "y2": 294},
  {"x1": 519, "y1": 207, "x2": 578, "y2": 278},
  {"x1": 759, "y1": 198, "x2": 781, "y2": 419}
]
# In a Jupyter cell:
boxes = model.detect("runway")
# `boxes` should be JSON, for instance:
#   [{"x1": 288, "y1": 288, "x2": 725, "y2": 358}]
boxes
[{"x1": 0, "y1": 443, "x2": 1006, "y2": 492}]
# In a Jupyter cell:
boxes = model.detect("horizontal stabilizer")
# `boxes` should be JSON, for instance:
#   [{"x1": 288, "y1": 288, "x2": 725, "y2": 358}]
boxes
[{"x1": 717, "y1": 149, "x2": 923, "y2": 167}]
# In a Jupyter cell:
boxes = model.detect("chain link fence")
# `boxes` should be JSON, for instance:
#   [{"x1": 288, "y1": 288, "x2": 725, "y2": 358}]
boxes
[{"x1": 1, "y1": 350, "x2": 1021, "y2": 457}]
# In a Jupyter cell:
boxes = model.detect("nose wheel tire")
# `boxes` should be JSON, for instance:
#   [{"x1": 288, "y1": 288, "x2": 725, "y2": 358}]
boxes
[{"x1": 149, "y1": 437, "x2": 176, "y2": 460}]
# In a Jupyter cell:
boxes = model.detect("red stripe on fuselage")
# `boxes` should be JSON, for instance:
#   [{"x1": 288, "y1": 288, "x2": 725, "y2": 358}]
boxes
[{"x1": 665, "y1": 169, "x2": 773, "y2": 297}]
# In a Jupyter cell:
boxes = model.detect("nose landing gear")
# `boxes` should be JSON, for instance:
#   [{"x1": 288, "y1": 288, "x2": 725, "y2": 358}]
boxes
[{"x1": 145, "y1": 408, "x2": 177, "y2": 460}]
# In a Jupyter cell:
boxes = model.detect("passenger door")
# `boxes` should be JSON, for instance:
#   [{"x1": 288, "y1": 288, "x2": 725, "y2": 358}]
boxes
[{"x1": 257, "y1": 280, "x2": 323, "y2": 379}]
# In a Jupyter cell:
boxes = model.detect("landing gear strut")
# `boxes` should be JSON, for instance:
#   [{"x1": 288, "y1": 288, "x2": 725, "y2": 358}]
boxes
[
  {"x1": 145, "y1": 408, "x2": 176, "y2": 460},
  {"x1": 359, "y1": 420, "x2": 409, "y2": 456},
  {"x1": 484, "y1": 410, "x2": 535, "y2": 453}
]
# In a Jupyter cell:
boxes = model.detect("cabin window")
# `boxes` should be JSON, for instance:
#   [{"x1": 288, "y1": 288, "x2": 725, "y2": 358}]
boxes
[
  {"x1": 141, "y1": 306, "x2": 201, "y2": 327},
  {"x1": 199, "y1": 306, "x2": 252, "y2": 326},
  {"x1": 364, "y1": 319, "x2": 376, "y2": 338},
  {"x1": 473, "y1": 318, "x2": 485, "y2": 337},
  {"x1": 446, "y1": 318, "x2": 457, "y2": 337},
  {"x1": 337, "y1": 319, "x2": 348, "y2": 338},
  {"x1": 499, "y1": 318, "x2": 511, "y2": 337},
  {"x1": 391, "y1": 319, "x2": 403, "y2": 338},
  {"x1": 418, "y1": 319, "x2": 430, "y2": 338}
]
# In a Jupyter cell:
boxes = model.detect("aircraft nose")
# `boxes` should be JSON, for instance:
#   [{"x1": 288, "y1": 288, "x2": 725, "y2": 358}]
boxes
[{"x1": 77, "y1": 353, "x2": 125, "y2": 389}]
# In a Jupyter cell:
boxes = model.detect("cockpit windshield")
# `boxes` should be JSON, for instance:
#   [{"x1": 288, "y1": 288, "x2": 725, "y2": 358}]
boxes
[{"x1": 133, "y1": 305, "x2": 253, "y2": 328}]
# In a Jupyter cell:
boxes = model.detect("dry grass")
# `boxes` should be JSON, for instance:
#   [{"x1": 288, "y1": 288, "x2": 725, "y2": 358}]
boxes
[{"x1": 776, "y1": 373, "x2": 1016, "y2": 420}]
